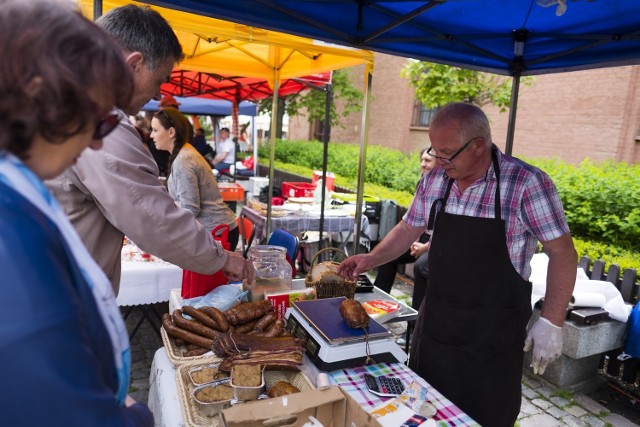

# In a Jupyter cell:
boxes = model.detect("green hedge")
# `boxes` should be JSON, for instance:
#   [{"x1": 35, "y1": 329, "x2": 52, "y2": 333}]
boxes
[
  {"x1": 259, "y1": 139, "x2": 422, "y2": 194},
  {"x1": 527, "y1": 158, "x2": 640, "y2": 252},
  {"x1": 260, "y1": 140, "x2": 640, "y2": 270},
  {"x1": 573, "y1": 237, "x2": 640, "y2": 274}
]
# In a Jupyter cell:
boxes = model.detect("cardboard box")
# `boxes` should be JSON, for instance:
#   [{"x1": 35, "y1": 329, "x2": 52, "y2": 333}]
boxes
[{"x1": 220, "y1": 386, "x2": 382, "y2": 427}]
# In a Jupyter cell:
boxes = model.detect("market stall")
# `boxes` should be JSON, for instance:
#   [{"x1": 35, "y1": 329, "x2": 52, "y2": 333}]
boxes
[{"x1": 149, "y1": 281, "x2": 476, "y2": 426}]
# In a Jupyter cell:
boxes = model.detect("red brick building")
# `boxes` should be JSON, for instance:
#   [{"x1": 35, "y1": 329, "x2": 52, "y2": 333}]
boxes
[{"x1": 289, "y1": 53, "x2": 640, "y2": 165}]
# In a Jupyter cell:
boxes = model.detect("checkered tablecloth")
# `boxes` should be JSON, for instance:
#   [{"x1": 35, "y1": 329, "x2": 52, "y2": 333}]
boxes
[
  {"x1": 329, "y1": 362, "x2": 479, "y2": 426},
  {"x1": 241, "y1": 205, "x2": 368, "y2": 241}
]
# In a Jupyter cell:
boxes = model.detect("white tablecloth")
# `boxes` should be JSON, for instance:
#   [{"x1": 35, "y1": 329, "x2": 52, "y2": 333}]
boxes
[
  {"x1": 117, "y1": 260, "x2": 183, "y2": 306},
  {"x1": 529, "y1": 253, "x2": 631, "y2": 322},
  {"x1": 148, "y1": 349, "x2": 184, "y2": 427}
]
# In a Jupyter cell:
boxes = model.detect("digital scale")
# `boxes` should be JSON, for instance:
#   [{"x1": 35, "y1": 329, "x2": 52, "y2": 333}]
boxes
[{"x1": 285, "y1": 297, "x2": 407, "y2": 371}]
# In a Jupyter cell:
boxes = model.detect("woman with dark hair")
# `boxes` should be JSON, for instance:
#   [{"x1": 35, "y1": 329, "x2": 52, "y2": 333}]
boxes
[
  {"x1": 0, "y1": 0, "x2": 151, "y2": 425},
  {"x1": 151, "y1": 107, "x2": 239, "y2": 250}
]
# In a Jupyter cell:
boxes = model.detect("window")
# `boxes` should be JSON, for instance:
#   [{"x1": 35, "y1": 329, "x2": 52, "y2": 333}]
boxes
[{"x1": 411, "y1": 102, "x2": 438, "y2": 127}]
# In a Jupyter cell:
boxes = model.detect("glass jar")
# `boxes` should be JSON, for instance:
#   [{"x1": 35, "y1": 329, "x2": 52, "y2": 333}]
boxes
[{"x1": 243, "y1": 245, "x2": 292, "y2": 301}]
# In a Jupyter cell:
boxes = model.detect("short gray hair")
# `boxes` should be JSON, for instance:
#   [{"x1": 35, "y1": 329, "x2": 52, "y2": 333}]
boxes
[
  {"x1": 431, "y1": 102, "x2": 492, "y2": 146},
  {"x1": 96, "y1": 5, "x2": 183, "y2": 70}
]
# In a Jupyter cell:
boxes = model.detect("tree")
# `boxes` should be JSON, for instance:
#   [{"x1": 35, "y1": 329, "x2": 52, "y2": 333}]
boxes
[
  {"x1": 259, "y1": 68, "x2": 364, "y2": 137},
  {"x1": 401, "y1": 61, "x2": 534, "y2": 112}
]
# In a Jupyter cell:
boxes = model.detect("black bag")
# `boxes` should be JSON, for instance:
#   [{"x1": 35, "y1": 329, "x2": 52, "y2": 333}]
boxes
[{"x1": 259, "y1": 185, "x2": 282, "y2": 203}]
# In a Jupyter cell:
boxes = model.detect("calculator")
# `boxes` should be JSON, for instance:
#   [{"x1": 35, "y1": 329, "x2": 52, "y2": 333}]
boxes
[{"x1": 364, "y1": 373, "x2": 406, "y2": 397}]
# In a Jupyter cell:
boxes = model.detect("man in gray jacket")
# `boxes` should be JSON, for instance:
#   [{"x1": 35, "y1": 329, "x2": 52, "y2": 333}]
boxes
[{"x1": 48, "y1": 5, "x2": 246, "y2": 294}]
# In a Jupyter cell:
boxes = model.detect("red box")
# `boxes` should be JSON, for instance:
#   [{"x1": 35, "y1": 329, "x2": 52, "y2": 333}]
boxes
[
  {"x1": 218, "y1": 182, "x2": 245, "y2": 201},
  {"x1": 311, "y1": 171, "x2": 335, "y2": 192},
  {"x1": 281, "y1": 182, "x2": 316, "y2": 198}
]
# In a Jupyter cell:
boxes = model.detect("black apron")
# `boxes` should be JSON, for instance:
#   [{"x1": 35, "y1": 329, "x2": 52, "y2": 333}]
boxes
[{"x1": 409, "y1": 151, "x2": 532, "y2": 427}]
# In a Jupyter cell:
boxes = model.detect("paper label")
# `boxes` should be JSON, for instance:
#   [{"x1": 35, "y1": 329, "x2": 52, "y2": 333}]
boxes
[{"x1": 266, "y1": 288, "x2": 317, "y2": 319}]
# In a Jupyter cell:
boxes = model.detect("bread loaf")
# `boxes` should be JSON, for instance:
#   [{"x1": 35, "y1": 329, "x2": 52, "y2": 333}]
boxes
[
  {"x1": 339, "y1": 299, "x2": 369, "y2": 329},
  {"x1": 311, "y1": 261, "x2": 343, "y2": 283}
]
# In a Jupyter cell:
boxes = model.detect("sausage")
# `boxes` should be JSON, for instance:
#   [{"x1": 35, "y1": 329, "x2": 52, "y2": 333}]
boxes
[
  {"x1": 225, "y1": 300, "x2": 274, "y2": 325},
  {"x1": 233, "y1": 319, "x2": 260, "y2": 334},
  {"x1": 162, "y1": 314, "x2": 214, "y2": 349},
  {"x1": 172, "y1": 309, "x2": 220, "y2": 339},
  {"x1": 182, "y1": 305, "x2": 219, "y2": 330},
  {"x1": 253, "y1": 313, "x2": 276, "y2": 331},
  {"x1": 263, "y1": 319, "x2": 285, "y2": 337},
  {"x1": 200, "y1": 306, "x2": 230, "y2": 332},
  {"x1": 184, "y1": 348, "x2": 210, "y2": 357}
]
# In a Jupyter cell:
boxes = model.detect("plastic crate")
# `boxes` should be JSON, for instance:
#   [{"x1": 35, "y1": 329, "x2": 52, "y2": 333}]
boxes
[
  {"x1": 218, "y1": 182, "x2": 245, "y2": 202},
  {"x1": 281, "y1": 182, "x2": 316, "y2": 198}
]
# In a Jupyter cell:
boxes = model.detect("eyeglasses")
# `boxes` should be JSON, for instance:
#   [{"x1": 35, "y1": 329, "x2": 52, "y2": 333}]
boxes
[
  {"x1": 427, "y1": 136, "x2": 480, "y2": 164},
  {"x1": 93, "y1": 110, "x2": 120, "y2": 140}
]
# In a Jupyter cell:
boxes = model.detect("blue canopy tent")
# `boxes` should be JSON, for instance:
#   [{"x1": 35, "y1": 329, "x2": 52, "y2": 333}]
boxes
[
  {"x1": 144, "y1": 0, "x2": 640, "y2": 251},
  {"x1": 141, "y1": 96, "x2": 257, "y2": 116},
  {"x1": 148, "y1": 0, "x2": 640, "y2": 151}
]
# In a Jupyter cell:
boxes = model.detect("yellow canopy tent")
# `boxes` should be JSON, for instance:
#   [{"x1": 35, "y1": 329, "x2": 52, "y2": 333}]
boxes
[{"x1": 80, "y1": 0, "x2": 374, "y2": 243}]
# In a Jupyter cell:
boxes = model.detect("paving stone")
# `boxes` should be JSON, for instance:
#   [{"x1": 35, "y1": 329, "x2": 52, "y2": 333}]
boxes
[
  {"x1": 519, "y1": 413, "x2": 565, "y2": 427},
  {"x1": 522, "y1": 387, "x2": 540, "y2": 400},
  {"x1": 550, "y1": 396, "x2": 573, "y2": 408},
  {"x1": 574, "y1": 395, "x2": 610, "y2": 416},
  {"x1": 561, "y1": 414, "x2": 591, "y2": 427},
  {"x1": 519, "y1": 399, "x2": 542, "y2": 416},
  {"x1": 538, "y1": 386, "x2": 555, "y2": 399},
  {"x1": 582, "y1": 415, "x2": 606, "y2": 427},
  {"x1": 532, "y1": 398, "x2": 553, "y2": 410},
  {"x1": 565, "y1": 404, "x2": 589, "y2": 418},
  {"x1": 523, "y1": 375, "x2": 544, "y2": 390},
  {"x1": 547, "y1": 405, "x2": 569, "y2": 419},
  {"x1": 602, "y1": 413, "x2": 640, "y2": 427}
]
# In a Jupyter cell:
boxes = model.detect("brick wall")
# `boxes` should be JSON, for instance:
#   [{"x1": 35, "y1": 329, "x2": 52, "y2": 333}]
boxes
[{"x1": 288, "y1": 56, "x2": 640, "y2": 165}]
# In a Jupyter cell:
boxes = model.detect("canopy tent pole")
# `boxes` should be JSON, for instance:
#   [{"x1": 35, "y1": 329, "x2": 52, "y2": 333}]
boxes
[
  {"x1": 318, "y1": 82, "x2": 333, "y2": 247},
  {"x1": 92, "y1": 0, "x2": 102, "y2": 20},
  {"x1": 265, "y1": 68, "x2": 281, "y2": 239},
  {"x1": 232, "y1": 92, "x2": 240, "y2": 143},
  {"x1": 252, "y1": 116, "x2": 258, "y2": 176},
  {"x1": 353, "y1": 63, "x2": 373, "y2": 255},
  {"x1": 505, "y1": 72, "x2": 521, "y2": 156}
]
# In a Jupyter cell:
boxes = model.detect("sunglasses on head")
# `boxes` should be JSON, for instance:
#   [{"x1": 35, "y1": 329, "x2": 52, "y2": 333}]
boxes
[{"x1": 93, "y1": 109, "x2": 120, "y2": 140}]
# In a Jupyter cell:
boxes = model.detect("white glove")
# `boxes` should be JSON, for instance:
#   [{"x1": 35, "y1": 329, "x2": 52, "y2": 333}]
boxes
[{"x1": 523, "y1": 317, "x2": 563, "y2": 375}]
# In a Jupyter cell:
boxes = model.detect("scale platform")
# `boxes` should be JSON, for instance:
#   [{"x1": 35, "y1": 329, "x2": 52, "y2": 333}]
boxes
[{"x1": 286, "y1": 297, "x2": 407, "y2": 371}]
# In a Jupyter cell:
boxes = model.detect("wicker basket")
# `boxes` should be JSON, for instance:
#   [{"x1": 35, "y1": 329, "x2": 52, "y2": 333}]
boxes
[
  {"x1": 305, "y1": 247, "x2": 357, "y2": 299},
  {"x1": 176, "y1": 361, "x2": 315, "y2": 427},
  {"x1": 161, "y1": 326, "x2": 222, "y2": 366}
]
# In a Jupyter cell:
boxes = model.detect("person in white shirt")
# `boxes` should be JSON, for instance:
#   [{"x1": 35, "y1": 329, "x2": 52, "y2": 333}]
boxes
[{"x1": 212, "y1": 127, "x2": 235, "y2": 172}]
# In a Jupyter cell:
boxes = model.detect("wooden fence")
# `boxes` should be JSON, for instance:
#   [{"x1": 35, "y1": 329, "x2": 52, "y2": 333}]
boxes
[{"x1": 579, "y1": 256, "x2": 639, "y2": 394}]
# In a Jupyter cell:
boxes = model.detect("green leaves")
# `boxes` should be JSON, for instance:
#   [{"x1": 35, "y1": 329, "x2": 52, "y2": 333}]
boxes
[
  {"x1": 401, "y1": 61, "x2": 535, "y2": 112},
  {"x1": 528, "y1": 158, "x2": 640, "y2": 252}
]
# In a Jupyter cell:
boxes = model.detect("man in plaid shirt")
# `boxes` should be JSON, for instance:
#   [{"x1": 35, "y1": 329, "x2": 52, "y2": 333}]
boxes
[{"x1": 339, "y1": 103, "x2": 577, "y2": 427}]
